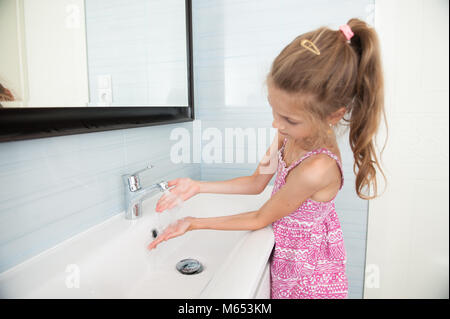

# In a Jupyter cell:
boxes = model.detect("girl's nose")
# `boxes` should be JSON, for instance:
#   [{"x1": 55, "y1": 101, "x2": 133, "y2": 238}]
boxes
[
  {"x1": 272, "y1": 119, "x2": 279, "y2": 129},
  {"x1": 272, "y1": 119, "x2": 285, "y2": 130}
]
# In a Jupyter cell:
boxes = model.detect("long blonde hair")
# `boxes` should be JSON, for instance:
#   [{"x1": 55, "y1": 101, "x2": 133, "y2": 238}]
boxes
[{"x1": 267, "y1": 18, "x2": 388, "y2": 200}]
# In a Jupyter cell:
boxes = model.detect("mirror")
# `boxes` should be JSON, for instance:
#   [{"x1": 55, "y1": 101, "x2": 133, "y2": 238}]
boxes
[
  {"x1": 0, "y1": 0, "x2": 189, "y2": 107},
  {"x1": 0, "y1": 0, "x2": 194, "y2": 142}
]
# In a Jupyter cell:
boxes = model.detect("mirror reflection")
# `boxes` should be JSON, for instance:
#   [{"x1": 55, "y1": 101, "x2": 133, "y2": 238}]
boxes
[{"x1": 0, "y1": 0, "x2": 189, "y2": 107}]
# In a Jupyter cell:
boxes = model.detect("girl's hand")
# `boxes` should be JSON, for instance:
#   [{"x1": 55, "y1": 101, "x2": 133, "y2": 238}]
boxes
[
  {"x1": 147, "y1": 217, "x2": 194, "y2": 250},
  {"x1": 155, "y1": 178, "x2": 200, "y2": 213}
]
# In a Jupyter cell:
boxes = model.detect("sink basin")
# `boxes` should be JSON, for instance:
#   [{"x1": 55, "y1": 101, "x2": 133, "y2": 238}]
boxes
[{"x1": 0, "y1": 186, "x2": 274, "y2": 298}]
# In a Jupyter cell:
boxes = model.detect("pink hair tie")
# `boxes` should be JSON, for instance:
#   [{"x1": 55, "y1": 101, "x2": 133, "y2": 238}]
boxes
[{"x1": 339, "y1": 24, "x2": 354, "y2": 42}]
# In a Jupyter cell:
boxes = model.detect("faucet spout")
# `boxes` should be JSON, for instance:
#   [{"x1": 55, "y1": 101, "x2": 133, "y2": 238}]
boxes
[{"x1": 122, "y1": 165, "x2": 169, "y2": 219}]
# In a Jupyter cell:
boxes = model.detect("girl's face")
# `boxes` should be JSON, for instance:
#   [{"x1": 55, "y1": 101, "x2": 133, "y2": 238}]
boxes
[{"x1": 267, "y1": 84, "x2": 314, "y2": 142}]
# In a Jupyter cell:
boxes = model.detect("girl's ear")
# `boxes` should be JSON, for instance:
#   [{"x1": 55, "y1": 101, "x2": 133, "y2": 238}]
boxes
[
  {"x1": 336, "y1": 106, "x2": 347, "y2": 119},
  {"x1": 328, "y1": 107, "x2": 347, "y2": 125}
]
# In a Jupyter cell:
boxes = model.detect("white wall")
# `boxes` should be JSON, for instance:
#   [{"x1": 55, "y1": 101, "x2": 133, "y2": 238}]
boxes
[
  {"x1": 365, "y1": 0, "x2": 449, "y2": 298},
  {"x1": 0, "y1": 0, "x2": 21, "y2": 99},
  {"x1": 23, "y1": 0, "x2": 89, "y2": 107},
  {"x1": 0, "y1": 0, "x2": 28, "y2": 105}
]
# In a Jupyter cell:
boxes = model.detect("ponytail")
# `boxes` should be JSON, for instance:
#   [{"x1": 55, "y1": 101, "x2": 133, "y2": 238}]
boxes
[{"x1": 346, "y1": 18, "x2": 388, "y2": 200}]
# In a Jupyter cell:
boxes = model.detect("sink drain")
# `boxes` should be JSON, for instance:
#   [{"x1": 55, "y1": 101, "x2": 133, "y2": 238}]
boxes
[{"x1": 176, "y1": 259, "x2": 204, "y2": 275}]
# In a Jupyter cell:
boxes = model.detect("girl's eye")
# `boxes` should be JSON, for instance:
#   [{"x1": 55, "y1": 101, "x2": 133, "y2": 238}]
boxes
[{"x1": 286, "y1": 118, "x2": 298, "y2": 125}]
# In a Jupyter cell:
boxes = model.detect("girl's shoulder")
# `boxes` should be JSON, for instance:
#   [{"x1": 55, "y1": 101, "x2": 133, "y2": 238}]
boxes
[{"x1": 285, "y1": 145, "x2": 343, "y2": 196}]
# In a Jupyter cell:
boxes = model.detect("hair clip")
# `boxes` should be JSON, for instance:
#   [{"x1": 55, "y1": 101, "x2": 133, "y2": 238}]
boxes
[{"x1": 300, "y1": 39, "x2": 320, "y2": 55}]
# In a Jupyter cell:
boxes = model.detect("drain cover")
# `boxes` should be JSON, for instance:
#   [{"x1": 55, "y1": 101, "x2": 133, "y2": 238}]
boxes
[{"x1": 176, "y1": 259, "x2": 204, "y2": 275}]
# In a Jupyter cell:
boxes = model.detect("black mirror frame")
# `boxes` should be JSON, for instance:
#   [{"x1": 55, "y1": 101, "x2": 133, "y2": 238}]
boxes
[{"x1": 0, "y1": 0, "x2": 194, "y2": 143}]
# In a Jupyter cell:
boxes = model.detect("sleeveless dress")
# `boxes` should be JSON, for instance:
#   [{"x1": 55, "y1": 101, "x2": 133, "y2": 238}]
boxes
[{"x1": 270, "y1": 137, "x2": 348, "y2": 299}]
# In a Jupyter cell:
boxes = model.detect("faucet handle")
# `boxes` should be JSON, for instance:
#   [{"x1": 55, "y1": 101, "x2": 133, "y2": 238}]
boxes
[{"x1": 130, "y1": 164, "x2": 154, "y2": 177}]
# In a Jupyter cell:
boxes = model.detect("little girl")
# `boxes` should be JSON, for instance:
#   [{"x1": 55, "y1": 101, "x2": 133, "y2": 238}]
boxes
[{"x1": 148, "y1": 18, "x2": 386, "y2": 299}]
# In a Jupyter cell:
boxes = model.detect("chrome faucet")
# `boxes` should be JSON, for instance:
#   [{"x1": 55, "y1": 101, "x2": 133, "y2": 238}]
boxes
[{"x1": 122, "y1": 164, "x2": 169, "y2": 219}]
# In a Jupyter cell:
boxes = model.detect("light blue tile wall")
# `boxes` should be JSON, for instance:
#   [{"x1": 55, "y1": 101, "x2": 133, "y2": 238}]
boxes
[
  {"x1": 0, "y1": 123, "x2": 200, "y2": 272},
  {"x1": 192, "y1": 0, "x2": 374, "y2": 298}
]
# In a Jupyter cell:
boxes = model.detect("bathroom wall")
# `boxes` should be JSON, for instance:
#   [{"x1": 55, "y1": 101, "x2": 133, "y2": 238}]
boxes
[
  {"x1": 192, "y1": 0, "x2": 375, "y2": 299},
  {"x1": 0, "y1": 123, "x2": 200, "y2": 273},
  {"x1": 365, "y1": 0, "x2": 449, "y2": 298}
]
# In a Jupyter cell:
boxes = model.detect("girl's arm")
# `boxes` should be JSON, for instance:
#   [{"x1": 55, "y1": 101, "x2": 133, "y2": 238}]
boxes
[
  {"x1": 198, "y1": 176, "x2": 266, "y2": 195},
  {"x1": 189, "y1": 210, "x2": 261, "y2": 231}
]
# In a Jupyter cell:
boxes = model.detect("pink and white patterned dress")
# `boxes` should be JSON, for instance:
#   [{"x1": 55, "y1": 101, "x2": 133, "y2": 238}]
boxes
[{"x1": 270, "y1": 137, "x2": 348, "y2": 299}]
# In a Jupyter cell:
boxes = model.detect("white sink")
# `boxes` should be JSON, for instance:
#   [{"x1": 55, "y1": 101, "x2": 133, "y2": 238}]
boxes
[{"x1": 0, "y1": 186, "x2": 274, "y2": 298}]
